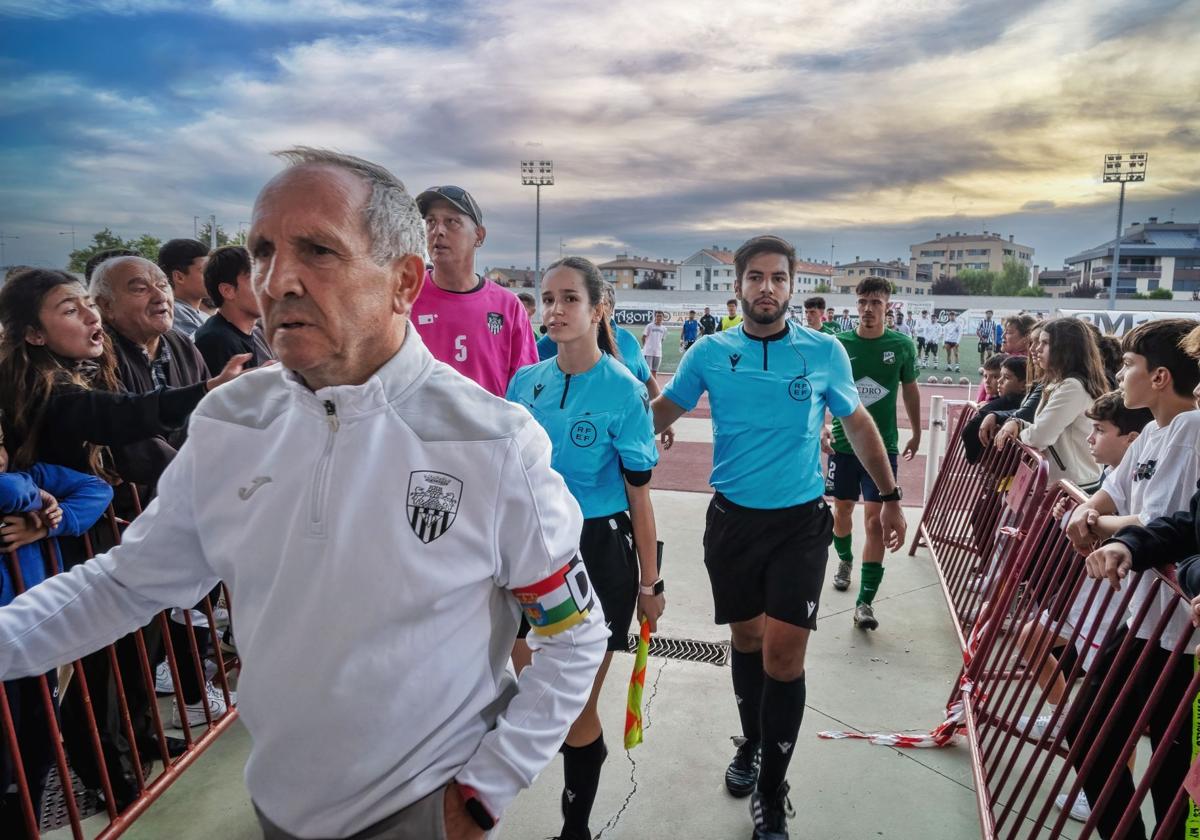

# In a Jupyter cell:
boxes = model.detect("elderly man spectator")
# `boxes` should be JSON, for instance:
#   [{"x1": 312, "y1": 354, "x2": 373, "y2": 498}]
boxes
[
  {"x1": 90, "y1": 254, "x2": 229, "y2": 730},
  {"x1": 158, "y1": 238, "x2": 211, "y2": 337},
  {"x1": 411, "y1": 186, "x2": 537, "y2": 396},
  {"x1": 0, "y1": 147, "x2": 606, "y2": 839},
  {"x1": 194, "y1": 245, "x2": 273, "y2": 373},
  {"x1": 91, "y1": 256, "x2": 210, "y2": 467}
]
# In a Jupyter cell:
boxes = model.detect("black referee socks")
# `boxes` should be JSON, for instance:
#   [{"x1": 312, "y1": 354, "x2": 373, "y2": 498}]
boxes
[
  {"x1": 730, "y1": 646, "x2": 765, "y2": 744},
  {"x1": 560, "y1": 734, "x2": 607, "y2": 839},
  {"x1": 758, "y1": 673, "x2": 806, "y2": 795}
]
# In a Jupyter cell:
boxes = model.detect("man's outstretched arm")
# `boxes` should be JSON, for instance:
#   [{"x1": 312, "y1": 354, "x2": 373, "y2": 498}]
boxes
[
  {"x1": 456, "y1": 422, "x2": 608, "y2": 822},
  {"x1": 0, "y1": 445, "x2": 219, "y2": 679}
]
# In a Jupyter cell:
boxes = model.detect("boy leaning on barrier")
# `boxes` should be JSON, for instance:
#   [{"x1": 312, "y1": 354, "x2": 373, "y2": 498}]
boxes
[
  {"x1": 1070, "y1": 319, "x2": 1200, "y2": 840},
  {"x1": 961, "y1": 355, "x2": 1026, "y2": 465},
  {"x1": 1089, "y1": 322, "x2": 1200, "y2": 609},
  {"x1": 1015, "y1": 390, "x2": 1150, "y2": 823}
]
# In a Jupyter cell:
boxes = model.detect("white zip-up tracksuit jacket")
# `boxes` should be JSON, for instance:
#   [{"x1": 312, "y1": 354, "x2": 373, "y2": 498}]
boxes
[{"x1": 0, "y1": 327, "x2": 609, "y2": 837}]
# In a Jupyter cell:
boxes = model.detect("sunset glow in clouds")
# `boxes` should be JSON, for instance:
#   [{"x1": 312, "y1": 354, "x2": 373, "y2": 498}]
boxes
[{"x1": 1, "y1": 0, "x2": 1197, "y2": 269}]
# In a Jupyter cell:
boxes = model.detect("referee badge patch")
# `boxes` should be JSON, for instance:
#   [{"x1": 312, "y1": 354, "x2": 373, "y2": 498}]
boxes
[
  {"x1": 407, "y1": 471, "x2": 462, "y2": 543},
  {"x1": 787, "y1": 376, "x2": 812, "y2": 401},
  {"x1": 513, "y1": 556, "x2": 595, "y2": 635}
]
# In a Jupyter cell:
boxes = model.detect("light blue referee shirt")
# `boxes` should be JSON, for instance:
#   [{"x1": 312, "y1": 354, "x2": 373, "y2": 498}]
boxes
[
  {"x1": 507, "y1": 353, "x2": 658, "y2": 519},
  {"x1": 536, "y1": 321, "x2": 651, "y2": 383},
  {"x1": 663, "y1": 322, "x2": 860, "y2": 509}
]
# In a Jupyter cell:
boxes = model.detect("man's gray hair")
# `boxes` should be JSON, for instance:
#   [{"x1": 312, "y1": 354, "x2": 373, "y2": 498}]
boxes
[
  {"x1": 272, "y1": 147, "x2": 426, "y2": 265},
  {"x1": 90, "y1": 255, "x2": 154, "y2": 302}
]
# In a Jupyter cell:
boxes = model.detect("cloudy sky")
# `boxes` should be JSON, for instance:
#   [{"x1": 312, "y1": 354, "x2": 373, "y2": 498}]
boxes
[{"x1": 1, "y1": 0, "x2": 1197, "y2": 273}]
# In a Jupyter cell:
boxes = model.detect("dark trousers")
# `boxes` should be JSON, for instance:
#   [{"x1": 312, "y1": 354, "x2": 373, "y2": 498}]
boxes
[
  {"x1": 0, "y1": 673, "x2": 59, "y2": 839},
  {"x1": 1066, "y1": 625, "x2": 1195, "y2": 840},
  {"x1": 166, "y1": 615, "x2": 212, "y2": 704},
  {"x1": 60, "y1": 622, "x2": 162, "y2": 809}
]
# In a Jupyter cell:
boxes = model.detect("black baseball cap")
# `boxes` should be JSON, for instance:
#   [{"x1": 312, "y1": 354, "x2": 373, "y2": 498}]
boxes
[{"x1": 416, "y1": 185, "x2": 483, "y2": 227}]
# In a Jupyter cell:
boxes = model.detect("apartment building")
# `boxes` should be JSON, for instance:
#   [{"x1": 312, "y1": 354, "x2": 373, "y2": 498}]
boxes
[
  {"x1": 597, "y1": 254, "x2": 679, "y2": 290},
  {"x1": 833, "y1": 258, "x2": 923, "y2": 295},
  {"x1": 909, "y1": 231, "x2": 1034, "y2": 285},
  {"x1": 1064, "y1": 218, "x2": 1200, "y2": 299}
]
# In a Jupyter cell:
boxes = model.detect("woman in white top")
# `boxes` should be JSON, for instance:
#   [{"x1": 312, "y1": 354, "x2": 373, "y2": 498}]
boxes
[{"x1": 995, "y1": 317, "x2": 1108, "y2": 490}]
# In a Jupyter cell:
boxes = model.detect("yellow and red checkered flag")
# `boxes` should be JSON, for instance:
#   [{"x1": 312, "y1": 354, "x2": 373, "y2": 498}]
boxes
[{"x1": 624, "y1": 618, "x2": 651, "y2": 750}]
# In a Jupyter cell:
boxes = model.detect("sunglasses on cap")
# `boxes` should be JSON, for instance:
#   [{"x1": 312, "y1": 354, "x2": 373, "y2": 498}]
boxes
[{"x1": 416, "y1": 185, "x2": 483, "y2": 227}]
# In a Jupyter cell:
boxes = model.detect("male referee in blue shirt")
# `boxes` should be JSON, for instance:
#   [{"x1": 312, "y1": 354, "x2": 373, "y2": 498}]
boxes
[{"x1": 651, "y1": 235, "x2": 905, "y2": 840}]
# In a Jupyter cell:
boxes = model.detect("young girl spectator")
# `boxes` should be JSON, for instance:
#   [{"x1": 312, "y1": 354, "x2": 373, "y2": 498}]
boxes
[
  {"x1": 506, "y1": 257, "x2": 664, "y2": 840},
  {"x1": 0, "y1": 269, "x2": 245, "y2": 490},
  {"x1": 1, "y1": 424, "x2": 112, "y2": 833},
  {"x1": 994, "y1": 318, "x2": 1107, "y2": 490}
]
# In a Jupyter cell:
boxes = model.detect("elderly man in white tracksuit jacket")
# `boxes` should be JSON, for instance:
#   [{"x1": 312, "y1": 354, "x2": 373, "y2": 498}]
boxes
[{"x1": 0, "y1": 148, "x2": 608, "y2": 840}]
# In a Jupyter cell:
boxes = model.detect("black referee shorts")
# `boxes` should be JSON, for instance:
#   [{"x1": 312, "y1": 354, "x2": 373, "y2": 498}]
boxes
[
  {"x1": 518, "y1": 513, "x2": 638, "y2": 651},
  {"x1": 702, "y1": 493, "x2": 834, "y2": 630}
]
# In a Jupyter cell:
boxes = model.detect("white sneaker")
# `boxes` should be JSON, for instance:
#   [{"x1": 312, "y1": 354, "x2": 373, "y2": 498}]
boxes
[
  {"x1": 155, "y1": 661, "x2": 174, "y2": 695},
  {"x1": 156, "y1": 659, "x2": 217, "y2": 695},
  {"x1": 1054, "y1": 790, "x2": 1091, "y2": 822},
  {"x1": 1018, "y1": 712, "x2": 1060, "y2": 739},
  {"x1": 170, "y1": 682, "x2": 230, "y2": 728}
]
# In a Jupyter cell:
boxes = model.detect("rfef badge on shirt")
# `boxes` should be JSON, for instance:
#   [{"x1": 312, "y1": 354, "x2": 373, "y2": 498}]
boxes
[{"x1": 513, "y1": 557, "x2": 595, "y2": 635}]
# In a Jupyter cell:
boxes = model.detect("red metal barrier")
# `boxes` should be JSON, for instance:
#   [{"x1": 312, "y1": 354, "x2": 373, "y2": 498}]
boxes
[
  {"x1": 955, "y1": 481, "x2": 1200, "y2": 839},
  {"x1": 908, "y1": 403, "x2": 1200, "y2": 838},
  {"x1": 1, "y1": 506, "x2": 238, "y2": 838},
  {"x1": 909, "y1": 403, "x2": 1051, "y2": 650}
]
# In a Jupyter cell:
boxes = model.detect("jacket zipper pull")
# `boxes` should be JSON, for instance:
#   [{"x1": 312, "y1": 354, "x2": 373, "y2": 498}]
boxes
[{"x1": 324, "y1": 399, "x2": 340, "y2": 432}]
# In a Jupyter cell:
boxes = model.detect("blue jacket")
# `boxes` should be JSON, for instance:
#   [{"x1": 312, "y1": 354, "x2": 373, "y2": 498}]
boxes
[{"x1": 1, "y1": 464, "x2": 113, "y2": 605}]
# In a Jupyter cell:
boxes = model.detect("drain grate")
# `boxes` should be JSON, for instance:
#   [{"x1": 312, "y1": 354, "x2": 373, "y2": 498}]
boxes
[
  {"x1": 625, "y1": 634, "x2": 729, "y2": 666},
  {"x1": 39, "y1": 764, "x2": 104, "y2": 831}
]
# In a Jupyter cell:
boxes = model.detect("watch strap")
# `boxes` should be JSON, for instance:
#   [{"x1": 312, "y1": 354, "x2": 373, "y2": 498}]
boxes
[
  {"x1": 455, "y1": 782, "x2": 496, "y2": 830},
  {"x1": 639, "y1": 578, "x2": 664, "y2": 596}
]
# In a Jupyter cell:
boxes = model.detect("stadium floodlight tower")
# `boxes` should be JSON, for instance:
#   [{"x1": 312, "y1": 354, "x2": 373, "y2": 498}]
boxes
[
  {"x1": 520, "y1": 159, "x2": 554, "y2": 300},
  {"x1": 1102, "y1": 152, "x2": 1148, "y2": 310}
]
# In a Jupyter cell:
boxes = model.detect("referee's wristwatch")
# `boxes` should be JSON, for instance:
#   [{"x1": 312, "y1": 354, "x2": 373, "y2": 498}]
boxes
[
  {"x1": 639, "y1": 578, "x2": 665, "y2": 596},
  {"x1": 878, "y1": 486, "x2": 903, "y2": 503}
]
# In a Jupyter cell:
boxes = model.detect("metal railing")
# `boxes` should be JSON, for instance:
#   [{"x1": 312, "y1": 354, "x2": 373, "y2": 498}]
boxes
[
  {"x1": 1, "y1": 506, "x2": 238, "y2": 838},
  {"x1": 913, "y1": 403, "x2": 1200, "y2": 839}
]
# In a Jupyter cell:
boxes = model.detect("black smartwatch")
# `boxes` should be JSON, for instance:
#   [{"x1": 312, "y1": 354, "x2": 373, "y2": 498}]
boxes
[
  {"x1": 878, "y1": 486, "x2": 903, "y2": 503},
  {"x1": 456, "y1": 782, "x2": 496, "y2": 830}
]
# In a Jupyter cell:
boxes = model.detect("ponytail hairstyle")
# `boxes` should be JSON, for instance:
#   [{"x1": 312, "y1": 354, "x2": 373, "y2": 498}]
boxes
[
  {"x1": 0, "y1": 268, "x2": 119, "y2": 476},
  {"x1": 1038, "y1": 317, "x2": 1110, "y2": 399},
  {"x1": 543, "y1": 256, "x2": 621, "y2": 360}
]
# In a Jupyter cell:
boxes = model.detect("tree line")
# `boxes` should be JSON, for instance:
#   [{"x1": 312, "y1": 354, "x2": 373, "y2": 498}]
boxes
[{"x1": 65, "y1": 223, "x2": 240, "y2": 274}]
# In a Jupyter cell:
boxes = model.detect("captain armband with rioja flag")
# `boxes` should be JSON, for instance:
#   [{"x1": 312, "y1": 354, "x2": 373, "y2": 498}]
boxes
[{"x1": 513, "y1": 556, "x2": 596, "y2": 635}]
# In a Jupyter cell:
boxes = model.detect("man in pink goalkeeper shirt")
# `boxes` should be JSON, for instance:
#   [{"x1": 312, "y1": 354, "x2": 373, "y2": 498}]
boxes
[{"x1": 413, "y1": 186, "x2": 538, "y2": 395}]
